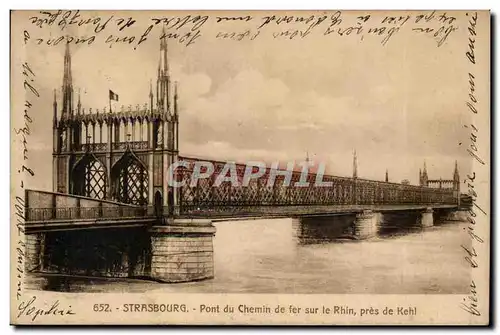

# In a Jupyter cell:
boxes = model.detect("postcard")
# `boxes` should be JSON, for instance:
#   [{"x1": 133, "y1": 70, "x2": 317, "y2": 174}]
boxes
[{"x1": 10, "y1": 10, "x2": 490, "y2": 325}]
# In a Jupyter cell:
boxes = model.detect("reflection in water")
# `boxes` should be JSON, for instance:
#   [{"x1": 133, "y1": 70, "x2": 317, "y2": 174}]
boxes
[{"x1": 26, "y1": 217, "x2": 470, "y2": 294}]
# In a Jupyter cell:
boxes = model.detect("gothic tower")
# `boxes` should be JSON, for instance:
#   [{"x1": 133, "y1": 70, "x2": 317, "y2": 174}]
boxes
[
  {"x1": 52, "y1": 31, "x2": 181, "y2": 215},
  {"x1": 152, "y1": 26, "x2": 180, "y2": 214},
  {"x1": 421, "y1": 160, "x2": 428, "y2": 187},
  {"x1": 453, "y1": 160, "x2": 460, "y2": 186},
  {"x1": 52, "y1": 43, "x2": 75, "y2": 193}
]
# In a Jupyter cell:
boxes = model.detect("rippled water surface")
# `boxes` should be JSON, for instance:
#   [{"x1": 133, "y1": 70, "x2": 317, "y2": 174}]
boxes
[{"x1": 27, "y1": 218, "x2": 470, "y2": 294}]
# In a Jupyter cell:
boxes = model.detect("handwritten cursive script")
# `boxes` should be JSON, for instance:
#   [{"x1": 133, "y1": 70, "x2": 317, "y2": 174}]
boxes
[
  {"x1": 14, "y1": 32, "x2": 39, "y2": 307},
  {"x1": 459, "y1": 11, "x2": 486, "y2": 318},
  {"x1": 25, "y1": 10, "x2": 459, "y2": 49},
  {"x1": 18, "y1": 296, "x2": 76, "y2": 322},
  {"x1": 460, "y1": 280, "x2": 480, "y2": 316}
]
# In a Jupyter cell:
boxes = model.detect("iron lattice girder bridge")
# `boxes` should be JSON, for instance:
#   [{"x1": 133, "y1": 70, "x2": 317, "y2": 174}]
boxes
[
  {"x1": 23, "y1": 34, "x2": 463, "y2": 286},
  {"x1": 176, "y1": 156, "x2": 458, "y2": 214},
  {"x1": 41, "y1": 37, "x2": 460, "y2": 230},
  {"x1": 24, "y1": 156, "x2": 459, "y2": 232}
]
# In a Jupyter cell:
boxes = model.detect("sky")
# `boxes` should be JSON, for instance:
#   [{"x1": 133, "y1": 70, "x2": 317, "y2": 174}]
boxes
[{"x1": 11, "y1": 10, "x2": 490, "y2": 191}]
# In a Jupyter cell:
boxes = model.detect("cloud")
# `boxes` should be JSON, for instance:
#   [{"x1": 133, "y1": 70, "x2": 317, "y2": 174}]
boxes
[
  {"x1": 179, "y1": 68, "x2": 408, "y2": 156},
  {"x1": 20, "y1": 19, "x2": 473, "y2": 191},
  {"x1": 172, "y1": 62, "x2": 471, "y2": 183}
]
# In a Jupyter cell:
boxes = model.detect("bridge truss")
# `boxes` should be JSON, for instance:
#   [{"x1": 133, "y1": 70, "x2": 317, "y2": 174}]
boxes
[{"x1": 175, "y1": 157, "x2": 458, "y2": 217}]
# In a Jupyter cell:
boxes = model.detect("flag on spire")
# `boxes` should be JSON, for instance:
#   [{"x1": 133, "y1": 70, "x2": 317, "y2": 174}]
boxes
[{"x1": 109, "y1": 90, "x2": 119, "y2": 101}]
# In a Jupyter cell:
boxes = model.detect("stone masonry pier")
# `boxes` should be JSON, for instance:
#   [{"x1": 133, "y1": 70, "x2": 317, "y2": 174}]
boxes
[{"x1": 294, "y1": 207, "x2": 451, "y2": 242}]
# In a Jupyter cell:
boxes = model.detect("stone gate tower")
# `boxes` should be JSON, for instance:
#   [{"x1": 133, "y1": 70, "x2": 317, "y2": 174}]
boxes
[{"x1": 52, "y1": 31, "x2": 180, "y2": 214}]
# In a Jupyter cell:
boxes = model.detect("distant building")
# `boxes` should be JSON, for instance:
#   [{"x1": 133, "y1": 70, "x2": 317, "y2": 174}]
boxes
[{"x1": 401, "y1": 179, "x2": 410, "y2": 185}]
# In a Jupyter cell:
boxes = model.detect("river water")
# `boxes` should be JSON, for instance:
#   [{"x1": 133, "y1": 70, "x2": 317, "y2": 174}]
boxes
[{"x1": 27, "y1": 218, "x2": 470, "y2": 294}]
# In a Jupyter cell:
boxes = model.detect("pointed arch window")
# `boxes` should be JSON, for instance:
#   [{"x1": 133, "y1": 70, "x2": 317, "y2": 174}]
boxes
[
  {"x1": 72, "y1": 156, "x2": 107, "y2": 199},
  {"x1": 112, "y1": 152, "x2": 148, "y2": 205}
]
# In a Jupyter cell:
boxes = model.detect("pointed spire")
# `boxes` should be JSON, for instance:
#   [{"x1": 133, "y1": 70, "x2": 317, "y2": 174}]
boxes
[
  {"x1": 53, "y1": 89, "x2": 58, "y2": 125},
  {"x1": 453, "y1": 160, "x2": 460, "y2": 181},
  {"x1": 77, "y1": 88, "x2": 81, "y2": 114},
  {"x1": 421, "y1": 160, "x2": 428, "y2": 186},
  {"x1": 157, "y1": 25, "x2": 172, "y2": 114},
  {"x1": 157, "y1": 24, "x2": 169, "y2": 78},
  {"x1": 305, "y1": 150, "x2": 309, "y2": 163},
  {"x1": 149, "y1": 79, "x2": 154, "y2": 112},
  {"x1": 385, "y1": 169, "x2": 388, "y2": 182},
  {"x1": 353, "y1": 150, "x2": 358, "y2": 179},
  {"x1": 173, "y1": 81, "x2": 179, "y2": 116},
  {"x1": 160, "y1": 24, "x2": 169, "y2": 73},
  {"x1": 64, "y1": 42, "x2": 71, "y2": 77},
  {"x1": 62, "y1": 42, "x2": 73, "y2": 118},
  {"x1": 157, "y1": 56, "x2": 161, "y2": 78}
]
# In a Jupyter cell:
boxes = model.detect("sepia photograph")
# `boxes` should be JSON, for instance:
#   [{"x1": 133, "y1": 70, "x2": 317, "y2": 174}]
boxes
[{"x1": 10, "y1": 9, "x2": 490, "y2": 325}]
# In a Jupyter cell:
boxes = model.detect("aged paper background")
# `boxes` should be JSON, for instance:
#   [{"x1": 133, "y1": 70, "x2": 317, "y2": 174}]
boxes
[{"x1": 10, "y1": 10, "x2": 490, "y2": 325}]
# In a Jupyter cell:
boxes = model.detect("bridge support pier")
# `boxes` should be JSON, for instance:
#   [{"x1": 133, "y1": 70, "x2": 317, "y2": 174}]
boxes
[
  {"x1": 353, "y1": 210, "x2": 379, "y2": 240},
  {"x1": 433, "y1": 208, "x2": 468, "y2": 223},
  {"x1": 294, "y1": 215, "x2": 356, "y2": 244},
  {"x1": 149, "y1": 219, "x2": 216, "y2": 283},
  {"x1": 418, "y1": 208, "x2": 434, "y2": 228},
  {"x1": 25, "y1": 233, "x2": 45, "y2": 272}
]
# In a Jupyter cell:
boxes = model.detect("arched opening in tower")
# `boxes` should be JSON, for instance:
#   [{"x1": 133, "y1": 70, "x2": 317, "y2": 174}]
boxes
[
  {"x1": 71, "y1": 155, "x2": 107, "y2": 199},
  {"x1": 111, "y1": 152, "x2": 148, "y2": 205}
]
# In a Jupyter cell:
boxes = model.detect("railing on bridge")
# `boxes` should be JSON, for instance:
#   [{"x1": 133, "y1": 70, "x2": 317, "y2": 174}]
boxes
[
  {"x1": 176, "y1": 157, "x2": 458, "y2": 216},
  {"x1": 27, "y1": 206, "x2": 148, "y2": 221},
  {"x1": 25, "y1": 190, "x2": 147, "y2": 222}
]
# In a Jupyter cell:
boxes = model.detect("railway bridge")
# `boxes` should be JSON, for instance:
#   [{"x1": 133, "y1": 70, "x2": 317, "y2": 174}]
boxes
[{"x1": 22, "y1": 32, "x2": 465, "y2": 284}]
